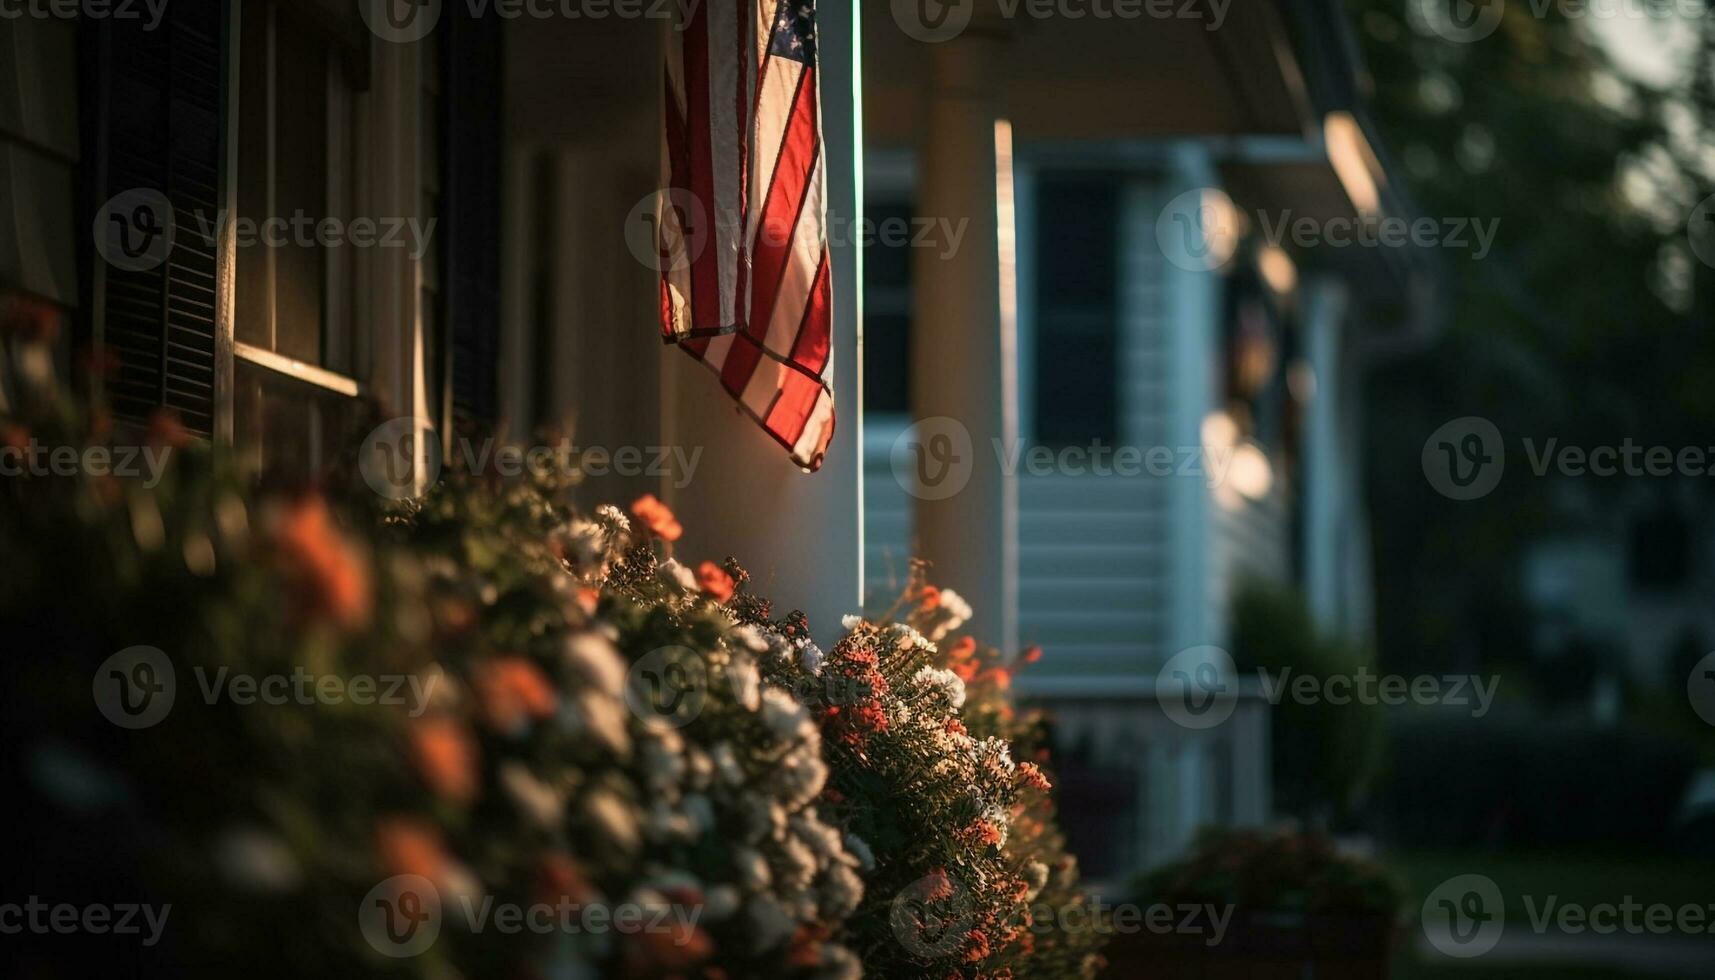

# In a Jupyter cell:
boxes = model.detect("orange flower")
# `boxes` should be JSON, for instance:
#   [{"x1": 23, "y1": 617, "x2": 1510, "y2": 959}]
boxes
[
  {"x1": 918, "y1": 585, "x2": 942, "y2": 609},
  {"x1": 1, "y1": 294, "x2": 60, "y2": 344},
  {"x1": 630, "y1": 494, "x2": 683, "y2": 542},
  {"x1": 785, "y1": 925, "x2": 830, "y2": 969},
  {"x1": 274, "y1": 495, "x2": 372, "y2": 630},
  {"x1": 962, "y1": 927, "x2": 992, "y2": 963},
  {"x1": 949, "y1": 636, "x2": 977, "y2": 660},
  {"x1": 624, "y1": 919, "x2": 714, "y2": 974},
  {"x1": 471, "y1": 657, "x2": 558, "y2": 732},
  {"x1": 981, "y1": 666, "x2": 1013, "y2": 691},
  {"x1": 924, "y1": 866, "x2": 955, "y2": 902},
  {"x1": 1018, "y1": 761, "x2": 1052, "y2": 794},
  {"x1": 410, "y1": 717, "x2": 479, "y2": 805},
  {"x1": 576, "y1": 586, "x2": 601, "y2": 615},
  {"x1": 377, "y1": 817, "x2": 447, "y2": 881},
  {"x1": 145, "y1": 408, "x2": 191, "y2": 449},
  {"x1": 963, "y1": 820, "x2": 1003, "y2": 847},
  {"x1": 534, "y1": 851, "x2": 599, "y2": 906},
  {"x1": 697, "y1": 560, "x2": 736, "y2": 602},
  {"x1": 0, "y1": 423, "x2": 28, "y2": 455},
  {"x1": 1022, "y1": 644, "x2": 1043, "y2": 664}
]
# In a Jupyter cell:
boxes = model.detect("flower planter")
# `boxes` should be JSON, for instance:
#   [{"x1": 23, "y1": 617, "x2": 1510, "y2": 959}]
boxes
[{"x1": 1102, "y1": 910, "x2": 1396, "y2": 980}]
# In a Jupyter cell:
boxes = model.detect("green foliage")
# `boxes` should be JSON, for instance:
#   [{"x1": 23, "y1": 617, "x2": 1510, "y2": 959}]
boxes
[
  {"x1": 1134, "y1": 827, "x2": 1406, "y2": 918},
  {"x1": 0, "y1": 329, "x2": 1099, "y2": 979},
  {"x1": 1230, "y1": 579, "x2": 1386, "y2": 821},
  {"x1": 1344, "y1": 0, "x2": 1715, "y2": 677}
]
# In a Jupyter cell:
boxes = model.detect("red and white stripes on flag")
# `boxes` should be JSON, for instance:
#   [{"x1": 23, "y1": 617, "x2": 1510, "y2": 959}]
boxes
[{"x1": 658, "y1": 0, "x2": 835, "y2": 471}]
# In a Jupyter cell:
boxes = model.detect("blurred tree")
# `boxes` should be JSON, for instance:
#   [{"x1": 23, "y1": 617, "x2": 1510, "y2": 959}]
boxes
[{"x1": 1345, "y1": 0, "x2": 1715, "y2": 679}]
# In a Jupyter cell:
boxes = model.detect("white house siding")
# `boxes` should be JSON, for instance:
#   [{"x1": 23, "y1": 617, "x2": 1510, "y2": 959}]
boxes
[{"x1": 861, "y1": 149, "x2": 1273, "y2": 878}]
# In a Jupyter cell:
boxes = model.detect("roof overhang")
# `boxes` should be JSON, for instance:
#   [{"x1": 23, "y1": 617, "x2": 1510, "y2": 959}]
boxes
[{"x1": 863, "y1": 0, "x2": 1321, "y2": 145}]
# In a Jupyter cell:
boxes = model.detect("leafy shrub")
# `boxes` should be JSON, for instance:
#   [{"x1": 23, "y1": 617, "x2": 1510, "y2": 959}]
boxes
[{"x1": 1229, "y1": 580, "x2": 1387, "y2": 821}]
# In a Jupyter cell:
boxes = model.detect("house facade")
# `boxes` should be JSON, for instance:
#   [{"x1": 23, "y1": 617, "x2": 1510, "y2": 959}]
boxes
[{"x1": 2, "y1": 0, "x2": 1433, "y2": 883}]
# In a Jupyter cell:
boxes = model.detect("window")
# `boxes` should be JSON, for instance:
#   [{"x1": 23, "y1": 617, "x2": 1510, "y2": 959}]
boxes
[
  {"x1": 862, "y1": 198, "x2": 914, "y2": 416},
  {"x1": 1032, "y1": 176, "x2": 1118, "y2": 447},
  {"x1": 231, "y1": 0, "x2": 373, "y2": 481}
]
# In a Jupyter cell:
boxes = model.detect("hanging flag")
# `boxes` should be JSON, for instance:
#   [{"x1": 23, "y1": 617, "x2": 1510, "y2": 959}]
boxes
[{"x1": 658, "y1": 0, "x2": 835, "y2": 472}]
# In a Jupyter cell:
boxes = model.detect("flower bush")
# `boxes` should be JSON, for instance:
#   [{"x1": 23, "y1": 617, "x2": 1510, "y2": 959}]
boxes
[{"x1": 0, "y1": 318, "x2": 1102, "y2": 978}]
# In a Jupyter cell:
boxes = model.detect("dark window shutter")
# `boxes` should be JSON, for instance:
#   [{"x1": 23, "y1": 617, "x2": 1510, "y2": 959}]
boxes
[
  {"x1": 84, "y1": 0, "x2": 229, "y2": 437},
  {"x1": 443, "y1": 6, "x2": 504, "y2": 428}
]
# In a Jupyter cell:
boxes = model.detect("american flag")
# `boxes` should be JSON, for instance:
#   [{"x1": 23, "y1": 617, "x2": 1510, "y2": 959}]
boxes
[{"x1": 658, "y1": 0, "x2": 835, "y2": 471}]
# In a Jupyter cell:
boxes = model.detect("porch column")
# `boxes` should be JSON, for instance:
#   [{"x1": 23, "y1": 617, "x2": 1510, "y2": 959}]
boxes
[
  {"x1": 909, "y1": 18, "x2": 1019, "y2": 654},
  {"x1": 1301, "y1": 276, "x2": 1349, "y2": 633},
  {"x1": 662, "y1": 0, "x2": 863, "y2": 643}
]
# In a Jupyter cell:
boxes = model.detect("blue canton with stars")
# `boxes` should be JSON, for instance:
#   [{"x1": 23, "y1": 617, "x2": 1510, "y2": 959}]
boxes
[{"x1": 768, "y1": 0, "x2": 816, "y2": 66}]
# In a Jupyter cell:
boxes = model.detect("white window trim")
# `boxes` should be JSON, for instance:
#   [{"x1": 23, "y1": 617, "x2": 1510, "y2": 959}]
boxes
[{"x1": 234, "y1": 341, "x2": 364, "y2": 398}]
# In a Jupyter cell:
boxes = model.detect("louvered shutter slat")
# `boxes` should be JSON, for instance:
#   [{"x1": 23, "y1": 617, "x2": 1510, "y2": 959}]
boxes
[{"x1": 89, "y1": 0, "x2": 226, "y2": 436}]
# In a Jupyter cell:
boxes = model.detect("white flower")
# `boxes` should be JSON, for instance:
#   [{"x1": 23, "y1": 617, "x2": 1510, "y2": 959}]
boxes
[
  {"x1": 747, "y1": 895, "x2": 797, "y2": 953},
  {"x1": 1024, "y1": 860, "x2": 1050, "y2": 901},
  {"x1": 594, "y1": 504, "x2": 631, "y2": 534},
  {"x1": 798, "y1": 641, "x2": 825, "y2": 674},
  {"x1": 913, "y1": 666, "x2": 967, "y2": 710},
  {"x1": 686, "y1": 746, "x2": 714, "y2": 790},
  {"x1": 733, "y1": 847, "x2": 772, "y2": 890},
  {"x1": 776, "y1": 747, "x2": 827, "y2": 806},
  {"x1": 730, "y1": 625, "x2": 770, "y2": 653},
  {"x1": 558, "y1": 519, "x2": 607, "y2": 569},
  {"x1": 815, "y1": 943, "x2": 862, "y2": 980},
  {"x1": 976, "y1": 736, "x2": 1014, "y2": 772},
  {"x1": 640, "y1": 728, "x2": 687, "y2": 791},
  {"x1": 779, "y1": 834, "x2": 818, "y2": 891},
  {"x1": 819, "y1": 862, "x2": 864, "y2": 920},
  {"x1": 760, "y1": 688, "x2": 812, "y2": 741},
  {"x1": 789, "y1": 814, "x2": 853, "y2": 872},
  {"x1": 727, "y1": 652, "x2": 761, "y2": 711},
  {"x1": 564, "y1": 631, "x2": 626, "y2": 697},
  {"x1": 583, "y1": 788, "x2": 640, "y2": 855},
  {"x1": 891, "y1": 622, "x2": 934, "y2": 652},
  {"x1": 703, "y1": 884, "x2": 741, "y2": 921},
  {"x1": 658, "y1": 558, "x2": 698, "y2": 592},
  {"x1": 214, "y1": 829, "x2": 301, "y2": 892},
  {"x1": 840, "y1": 614, "x2": 864, "y2": 631},
  {"x1": 645, "y1": 800, "x2": 695, "y2": 842},
  {"x1": 682, "y1": 793, "x2": 714, "y2": 835},
  {"x1": 500, "y1": 762, "x2": 565, "y2": 828},
  {"x1": 562, "y1": 690, "x2": 632, "y2": 757},
  {"x1": 843, "y1": 833, "x2": 875, "y2": 872},
  {"x1": 710, "y1": 742, "x2": 745, "y2": 786}
]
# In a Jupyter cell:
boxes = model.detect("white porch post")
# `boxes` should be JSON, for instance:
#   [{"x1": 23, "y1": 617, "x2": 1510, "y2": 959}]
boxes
[
  {"x1": 662, "y1": 0, "x2": 863, "y2": 643},
  {"x1": 909, "y1": 22, "x2": 1019, "y2": 654},
  {"x1": 363, "y1": 36, "x2": 435, "y2": 492},
  {"x1": 1159, "y1": 145, "x2": 1223, "y2": 654},
  {"x1": 1302, "y1": 276, "x2": 1349, "y2": 633}
]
